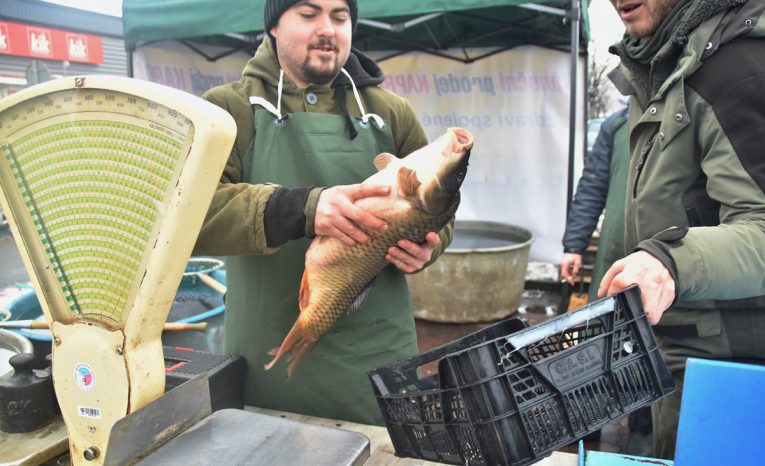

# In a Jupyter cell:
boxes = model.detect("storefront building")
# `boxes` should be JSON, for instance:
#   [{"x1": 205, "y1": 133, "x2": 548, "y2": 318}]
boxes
[{"x1": 0, "y1": 0, "x2": 126, "y2": 98}]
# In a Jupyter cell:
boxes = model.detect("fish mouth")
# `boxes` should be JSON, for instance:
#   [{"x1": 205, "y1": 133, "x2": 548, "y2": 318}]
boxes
[
  {"x1": 442, "y1": 127, "x2": 473, "y2": 196},
  {"x1": 450, "y1": 127, "x2": 474, "y2": 153},
  {"x1": 415, "y1": 127, "x2": 473, "y2": 216}
]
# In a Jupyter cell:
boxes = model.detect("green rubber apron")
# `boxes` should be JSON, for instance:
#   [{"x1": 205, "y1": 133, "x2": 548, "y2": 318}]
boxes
[{"x1": 224, "y1": 70, "x2": 418, "y2": 425}]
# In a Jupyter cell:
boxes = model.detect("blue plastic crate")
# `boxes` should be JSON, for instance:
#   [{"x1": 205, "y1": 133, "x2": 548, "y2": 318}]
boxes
[{"x1": 674, "y1": 358, "x2": 765, "y2": 466}]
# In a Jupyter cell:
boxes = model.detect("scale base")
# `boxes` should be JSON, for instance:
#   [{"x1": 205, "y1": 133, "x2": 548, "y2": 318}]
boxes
[
  {"x1": 138, "y1": 409, "x2": 370, "y2": 466},
  {"x1": 38, "y1": 374, "x2": 369, "y2": 466}
]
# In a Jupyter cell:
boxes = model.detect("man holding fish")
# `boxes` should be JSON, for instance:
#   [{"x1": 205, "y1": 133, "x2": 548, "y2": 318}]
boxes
[{"x1": 193, "y1": 0, "x2": 473, "y2": 425}]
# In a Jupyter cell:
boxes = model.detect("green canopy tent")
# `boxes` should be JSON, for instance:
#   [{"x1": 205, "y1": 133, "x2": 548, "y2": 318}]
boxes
[
  {"x1": 122, "y1": 0, "x2": 590, "y2": 230},
  {"x1": 123, "y1": 1, "x2": 589, "y2": 62}
]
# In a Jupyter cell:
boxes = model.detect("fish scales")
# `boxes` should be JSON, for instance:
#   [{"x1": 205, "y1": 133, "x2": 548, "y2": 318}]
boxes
[{"x1": 301, "y1": 195, "x2": 460, "y2": 338}]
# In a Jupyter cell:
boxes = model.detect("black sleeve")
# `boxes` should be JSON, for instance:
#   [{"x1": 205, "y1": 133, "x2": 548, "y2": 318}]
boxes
[
  {"x1": 264, "y1": 187, "x2": 312, "y2": 247},
  {"x1": 634, "y1": 226, "x2": 688, "y2": 297}
]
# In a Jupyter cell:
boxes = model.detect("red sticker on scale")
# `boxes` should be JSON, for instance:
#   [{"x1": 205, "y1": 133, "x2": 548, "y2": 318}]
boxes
[{"x1": 74, "y1": 363, "x2": 96, "y2": 391}]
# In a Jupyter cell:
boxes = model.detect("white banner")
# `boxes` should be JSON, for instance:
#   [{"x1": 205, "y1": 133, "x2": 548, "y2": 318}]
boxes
[
  {"x1": 131, "y1": 41, "x2": 250, "y2": 96},
  {"x1": 378, "y1": 46, "x2": 585, "y2": 263}
]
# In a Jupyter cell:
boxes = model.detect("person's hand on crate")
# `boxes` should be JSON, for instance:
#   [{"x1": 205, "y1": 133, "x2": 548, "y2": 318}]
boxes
[{"x1": 598, "y1": 250, "x2": 676, "y2": 325}]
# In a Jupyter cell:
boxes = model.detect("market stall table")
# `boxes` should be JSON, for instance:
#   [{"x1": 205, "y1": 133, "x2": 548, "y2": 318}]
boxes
[{"x1": 246, "y1": 406, "x2": 580, "y2": 466}]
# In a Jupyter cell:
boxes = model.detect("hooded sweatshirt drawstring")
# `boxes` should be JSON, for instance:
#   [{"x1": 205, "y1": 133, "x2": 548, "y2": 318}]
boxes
[
  {"x1": 251, "y1": 66, "x2": 384, "y2": 141},
  {"x1": 334, "y1": 84, "x2": 358, "y2": 140}
]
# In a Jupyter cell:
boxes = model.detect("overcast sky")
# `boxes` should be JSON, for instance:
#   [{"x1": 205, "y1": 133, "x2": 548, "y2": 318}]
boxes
[
  {"x1": 42, "y1": 0, "x2": 122, "y2": 17},
  {"x1": 587, "y1": 0, "x2": 626, "y2": 68}
]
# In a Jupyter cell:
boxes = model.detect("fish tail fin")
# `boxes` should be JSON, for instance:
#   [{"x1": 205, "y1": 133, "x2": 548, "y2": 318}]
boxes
[
  {"x1": 264, "y1": 318, "x2": 317, "y2": 378},
  {"x1": 285, "y1": 337, "x2": 317, "y2": 379},
  {"x1": 264, "y1": 269, "x2": 317, "y2": 378},
  {"x1": 265, "y1": 319, "x2": 301, "y2": 371}
]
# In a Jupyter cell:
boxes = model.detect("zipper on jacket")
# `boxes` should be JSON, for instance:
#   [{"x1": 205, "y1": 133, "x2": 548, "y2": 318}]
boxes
[{"x1": 632, "y1": 128, "x2": 660, "y2": 198}]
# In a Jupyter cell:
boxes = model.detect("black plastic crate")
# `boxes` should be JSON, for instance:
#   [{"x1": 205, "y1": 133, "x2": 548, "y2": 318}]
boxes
[
  {"x1": 369, "y1": 286, "x2": 675, "y2": 466},
  {"x1": 164, "y1": 346, "x2": 246, "y2": 411}
]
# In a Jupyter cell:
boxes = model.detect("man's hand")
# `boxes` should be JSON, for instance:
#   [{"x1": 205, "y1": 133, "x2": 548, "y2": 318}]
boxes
[
  {"x1": 386, "y1": 232, "x2": 440, "y2": 273},
  {"x1": 315, "y1": 184, "x2": 390, "y2": 246},
  {"x1": 560, "y1": 252, "x2": 583, "y2": 285},
  {"x1": 598, "y1": 250, "x2": 676, "y2": 325}
]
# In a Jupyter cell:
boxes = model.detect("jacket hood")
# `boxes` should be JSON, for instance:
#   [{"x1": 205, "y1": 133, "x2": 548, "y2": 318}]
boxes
[{"x1": 242, "y1": 36, "x2": 385, "y2": 91}]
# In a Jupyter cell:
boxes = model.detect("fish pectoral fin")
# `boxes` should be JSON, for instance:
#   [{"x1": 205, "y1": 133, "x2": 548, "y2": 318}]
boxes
[
  {"x1": 373, "y1": 152, "x2": 396, "y2": 171},
  {"x1": 397, "y1": 167, "x2": 421, "y2": 197},
  {"x1": 299, "y1": 269, "x2": 311, "y2": 311},
  {"x1": 346, "y1": 279, "x2": 375, "y2": 315}
]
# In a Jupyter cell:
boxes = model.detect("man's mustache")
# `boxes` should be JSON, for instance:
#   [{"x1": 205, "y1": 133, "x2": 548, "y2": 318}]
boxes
[{"x1": 309, "y1": 38, "x2": 338, "y2": 51}]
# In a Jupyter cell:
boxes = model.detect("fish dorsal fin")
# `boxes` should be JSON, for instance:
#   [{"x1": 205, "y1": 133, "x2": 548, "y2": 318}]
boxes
[
  {"x1": 397, "y1": 167, "x2": 421, "y2": 197},
  {"x1": 346, "y1": 279, "x2": 375, "y2": 315},
  {"x1": 373, "y1": 153, "x2": 396, "y2": 172},
  {"x1": 299, "y1": 269, "x2": 311, "y2": 312}
]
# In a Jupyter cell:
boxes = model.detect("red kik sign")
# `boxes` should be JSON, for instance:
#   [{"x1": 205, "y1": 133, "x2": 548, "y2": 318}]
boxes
[{"x1": 0, "y1": 21, "x2": 103, "y2": 64}]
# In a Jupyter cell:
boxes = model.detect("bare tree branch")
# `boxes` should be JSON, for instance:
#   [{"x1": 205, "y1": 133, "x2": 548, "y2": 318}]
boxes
[{"x1": 588, "y1": 59, "x2": 610, "y2": 119}]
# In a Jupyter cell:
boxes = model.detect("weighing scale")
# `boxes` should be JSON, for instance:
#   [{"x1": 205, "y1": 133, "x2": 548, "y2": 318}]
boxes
[
  {"x1": 0, "y1": 75, "x2": 370, "y2": 466},
  {"x1": 0, "y1": 75, "x2": 234, "y2": 464}
]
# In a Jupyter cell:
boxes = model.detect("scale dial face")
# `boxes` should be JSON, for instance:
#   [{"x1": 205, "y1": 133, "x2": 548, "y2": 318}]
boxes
[{"x1": 0, "y1": 85, "x2": 195, "y2": 328}]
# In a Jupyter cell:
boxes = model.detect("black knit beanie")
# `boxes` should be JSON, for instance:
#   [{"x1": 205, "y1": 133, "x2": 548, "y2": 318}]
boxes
[{"x1": 264, "y1": 0, "x2": 358, "y2": 47}]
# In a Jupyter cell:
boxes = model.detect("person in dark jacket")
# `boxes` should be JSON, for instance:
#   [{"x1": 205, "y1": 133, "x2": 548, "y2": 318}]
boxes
[
  {"x1": 193, "y1": 0, "x2": 453, "y2": 425},
  {"x1": 561, "y1": 106, "x2": 629, "y2": 300},
  {"x1": 602, "y1": 0, "x2": 765, "y2": 458}
]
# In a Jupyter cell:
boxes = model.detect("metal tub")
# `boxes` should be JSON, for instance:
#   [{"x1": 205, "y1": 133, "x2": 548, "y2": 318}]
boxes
[{"x1": 407, "y1": 221, "x2": 533, "y2": 323}]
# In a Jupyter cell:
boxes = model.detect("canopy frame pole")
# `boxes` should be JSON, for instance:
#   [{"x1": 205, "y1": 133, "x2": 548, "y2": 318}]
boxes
[
  {"x1": 422, "y1": 23, "x2": 444, "y2": 49},
  {"x1": 440, "y1": 14, "x2": 472, "y2": 61},
  {"x1": 518, "y1": 3, "x2": 568, "y2": 17},
  {"x1": 454, "y1": 11, "x2": 571, "y2": 47},
  {"x1": 566, "y1": 0, "x2": 581, "y2": 222},
  {"x1": 366, "y1": 7, "x2": 576, "y2": 64},
  {"x1": 370, "y1": 35, "x2": 488, "y2": 64},
  {"x1": 180, "y1": 41, "x2": 251, "y2": 62},
  {"x1": 375, "y1": 46, "x2": 518, "y2": 64},
  {"x1": 357, "y1": 13, "x2": 444, "y2": 32}
]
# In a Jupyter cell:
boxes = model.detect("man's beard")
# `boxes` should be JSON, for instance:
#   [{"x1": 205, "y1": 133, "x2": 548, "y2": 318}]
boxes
[
  {"x1": 639, "y1": 0, "x2": 682, "y2": 37},
  {"x1": 300, "y1": 38, "x2": 341, "y2": 85},
  {"x1": 300, "y1": 58, "x2": 339, "y2": 86}
]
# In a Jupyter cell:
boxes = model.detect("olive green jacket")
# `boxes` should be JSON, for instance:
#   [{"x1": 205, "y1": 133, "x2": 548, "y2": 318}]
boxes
[
  {"x1": 194, "y1": 38, "x2": 452, "y2": 259},
  {"x1": 609, "y1": 2, "x2": 765, "y2": 325}
]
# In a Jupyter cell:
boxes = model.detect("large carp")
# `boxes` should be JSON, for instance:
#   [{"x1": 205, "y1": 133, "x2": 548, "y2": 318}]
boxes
[{"x1": 266, "y1": 127, "x2": 474, "y2": 377}]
